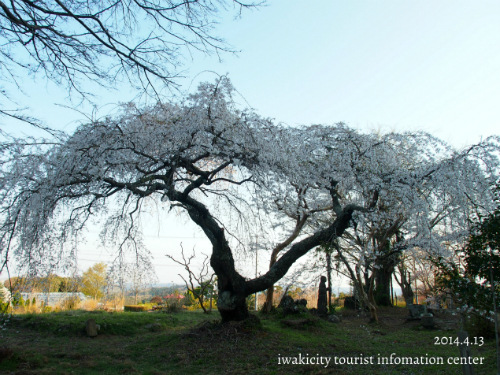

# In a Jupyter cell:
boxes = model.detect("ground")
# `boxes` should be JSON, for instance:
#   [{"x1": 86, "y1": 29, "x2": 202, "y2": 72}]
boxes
[{"x1": 0, "y1": 307, "x2": 496, "y2": 374}]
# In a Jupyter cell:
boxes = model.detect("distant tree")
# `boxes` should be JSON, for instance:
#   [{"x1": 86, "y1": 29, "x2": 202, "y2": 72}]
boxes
[
  {"x1": 106, "y1": 257, "x2": 157, "y2": 304},
  {"x1": 81, "y1": 263, "x2": 108, "y2": 300},
  {"x1": 150, "y1": 296, "x2": 163, "y2": 305},
  {"x1": 166, "y1": 245, "x2": 215, "y2": 313},
  {"x1": 57, "y1": 275, "x2": 82, "y2": 293},
  {"x1": 128, "y1": 260, "x2": 158, "y2": 305},
  {"x1": 286, "y1": 286, "x2": 303, "y2": 300},
  {"x1": 106, "y1": 263, "x2": 127, "y2": 299},
  {"x1": 3, "y1": 277, "x2": 22, "y2": 293},
  {"x1": 182, "y1": 290, "x2": 196, "y2": 306}
]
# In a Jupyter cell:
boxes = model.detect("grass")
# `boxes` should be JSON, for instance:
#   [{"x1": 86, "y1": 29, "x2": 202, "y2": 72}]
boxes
[{"x1": 0, "y1": 306, "x2": 498, "y2": 374}]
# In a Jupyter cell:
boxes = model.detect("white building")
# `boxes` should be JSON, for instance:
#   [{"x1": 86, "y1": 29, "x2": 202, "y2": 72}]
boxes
[{"x1": 20, "y1": 292, "x2": 87, "y2": 307}]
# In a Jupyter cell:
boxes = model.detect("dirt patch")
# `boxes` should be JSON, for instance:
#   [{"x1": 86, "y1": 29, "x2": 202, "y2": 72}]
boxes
[{"x1": 184, "y1": 314, "x2": 263, "y2": 341}]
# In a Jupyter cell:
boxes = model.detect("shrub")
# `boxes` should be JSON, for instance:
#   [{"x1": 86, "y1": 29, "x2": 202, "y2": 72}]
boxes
[
  {"x1": 203, "y1": 300, "x2": 216, "y2": 309},
  {"x1": 465, "y1": 313, "x2": 496, "y2": 339},
  {"x1": 81, "y1": 298, "x2": 100, "y2": 311},
  {"x1": 150, "y1": 296, "x2": 163, "y2": 304},
  {"x1": 11, "y1": 293, "x2": 24, "y2": 307},
  {"x1": 163, "y1": 303, "x2": 180, "y2": 313},
  {"x1": 124, "y1": 305, "x2": 148, "y2": 312},
  {"x1": 432, "y1": 182, "x2": 500, "y2": 317},
  {"x1": 0, "y1": 301, "x2": 11, "y2": 314},
  {"x1": 101, "y1": 296, "x2": 124, "y2": 311},
  {"x1": 61, "y1": 297, "x2": 81, "y2": 310}
]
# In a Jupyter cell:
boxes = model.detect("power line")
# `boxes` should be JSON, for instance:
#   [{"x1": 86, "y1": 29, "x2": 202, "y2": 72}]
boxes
[
  {"x1": 85, "y1": 230, "x2": 207, "y2": 240},
  {"x1": 78, "y1": 258, "x2": 184, "y2": 267}
]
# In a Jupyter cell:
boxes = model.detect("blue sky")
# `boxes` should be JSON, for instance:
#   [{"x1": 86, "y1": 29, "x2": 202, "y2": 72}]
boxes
[
  {"x1": 5, "y1": 1, "x2": 500, "y2": 148},
  {"x1": 196, "y1": 0, "x2": 500, "y2": 148},
  {"x1": 2, "y1": 0, "x2": 499, "y2": 285}
]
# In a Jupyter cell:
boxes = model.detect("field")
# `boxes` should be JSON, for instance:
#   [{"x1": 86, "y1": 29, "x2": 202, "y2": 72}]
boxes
[{"x1": 0, "y1": 307, "x2": 497, "y2": 375}]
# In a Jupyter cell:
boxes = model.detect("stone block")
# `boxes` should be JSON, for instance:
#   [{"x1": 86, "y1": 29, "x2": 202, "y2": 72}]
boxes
[{"x1": 85, "y1": 319, "x2": 98, "y2": 337}]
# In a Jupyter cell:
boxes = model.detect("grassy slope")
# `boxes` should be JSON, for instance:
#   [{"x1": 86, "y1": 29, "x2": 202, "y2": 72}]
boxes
[{"x1": 0, "y1": 307, "x2": 497, "y2": 375}]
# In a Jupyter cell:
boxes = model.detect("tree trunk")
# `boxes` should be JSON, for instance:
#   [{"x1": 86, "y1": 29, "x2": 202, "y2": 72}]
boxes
[
  {"x1": 263, "y1": 215, "x2": 309, "y2": 313},
  {"x1": 263, "y1": 251, "x2": 279, "y2": 313},
  {"x1": 216, "y1": 275, "x2": 249, "y2": 322},
  {"x1": 326, "y1": 251, "x2": 332, "y2": 309},
  {"x1": 373, "y1": 240, "x2": 402, "y2": 306},
  {"x1": 374, "y1": 264, "x2": 394, "y2": 306},
  {"x1": 367, "y1": 274, "x2": 378, "y2": 323},
  {"x1": 395, "y1": 266, "x2": 414, "y2": 306},
  {"x1": 336, "y1": 245, "x2": 379, "y2": 322},
  {"x1": 263, "y1": 285, "x2": 275, "y2": 313},
  {"x1": 174, "y1": 190, "x2": 356, "y2": 322},
  {"x1": 197, "y1": 295, "x2": 208, "y2": 313}
]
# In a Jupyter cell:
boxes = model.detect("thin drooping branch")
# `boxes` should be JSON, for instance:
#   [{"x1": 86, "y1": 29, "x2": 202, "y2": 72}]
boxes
[{"x1": 1, "y1": 0, "x2": 260, "y2": 98}]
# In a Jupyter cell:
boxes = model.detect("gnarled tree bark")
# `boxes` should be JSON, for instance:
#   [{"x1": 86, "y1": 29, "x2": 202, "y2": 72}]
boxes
[{"x1": 172, "y1": 187, "x2": 357, "y2": 321}]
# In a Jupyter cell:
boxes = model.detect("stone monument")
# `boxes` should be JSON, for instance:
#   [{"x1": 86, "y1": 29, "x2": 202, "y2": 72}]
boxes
[
  {"x1": 85, "y1": 318, "x2": 98, "y2": 337},
  {"x1": 317, "y1": 276, "x2": 328, "y2": 315}
]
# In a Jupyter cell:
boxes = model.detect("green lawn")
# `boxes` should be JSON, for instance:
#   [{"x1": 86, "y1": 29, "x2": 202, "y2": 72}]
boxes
[{"x1": 0, "y1": 307, "x2": 497, "y2": 374}]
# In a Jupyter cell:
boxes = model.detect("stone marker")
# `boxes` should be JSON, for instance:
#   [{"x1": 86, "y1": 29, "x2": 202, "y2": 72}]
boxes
[
  {"x1": 317, "y1": 276, "x2": 328, "y2": 315},
  {"x1": 407, "y1": 303, "x2": 425, "y2": 320},
  {"x1": 281, "y1": 318, "x2": 313, "y2": 328},
  {"x1": 458, "y1": 331, "x2": 475, "y2": 375},
  {"x1": 420, "y1": 305, "x2": 434, "y2": 328},
  {"x1": 85, "y1": 319, "x2": 98, "y2": 337},
  {"x1": 278, "y1": 295, "x2": 294, "y2": 310},
  {"x1": 278, "y1": 295, "x2": 308, "y2": 316},
  {"x1": 150, "y1": 323, "x2": 163, "y2": 332}
]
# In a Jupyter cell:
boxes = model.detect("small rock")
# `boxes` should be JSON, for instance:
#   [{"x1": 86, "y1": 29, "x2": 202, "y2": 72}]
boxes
[
  {"x1": 278, "y1": 295, "x2": 294, "y2": 310},
  {"x1": 296, "y1": 299, "x2": 307, "y2": 307},
  {"x1": 150, "y1": 323, "x2": 163, "y2": 332},
  {"x1": 328, "y1": 315, "x2": 341, "y2": 323},
  {"x1": 85, "y1": 319, "x2": 98, "y2": 337},
  {"x1": 281, "y1": 318, "x2": 313, "y2": 328}
]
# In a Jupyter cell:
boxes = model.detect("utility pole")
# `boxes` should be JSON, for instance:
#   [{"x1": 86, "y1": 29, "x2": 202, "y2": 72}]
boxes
[
  {"x1": 391, "y1": 277, "x2": 394, "y2": 306},
  {"x1": 255, "y1": 246, "x2": 258, "y2": 311},
  {"x1": 414, "y1": 259, "x2": 418, "y2": 304},
  {"x1": 326, "y1": 250, "x2": 332, "y2": 310}
]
